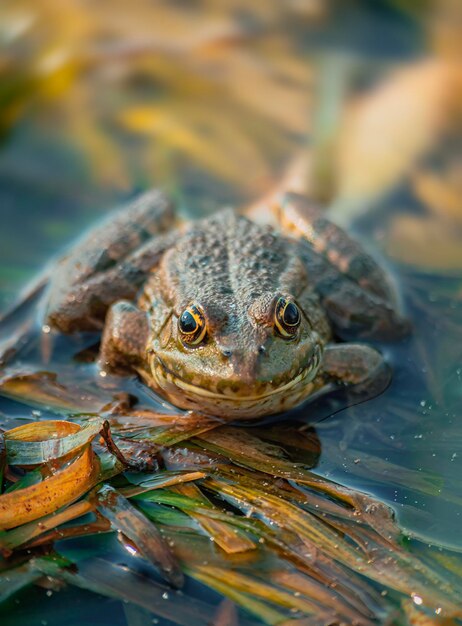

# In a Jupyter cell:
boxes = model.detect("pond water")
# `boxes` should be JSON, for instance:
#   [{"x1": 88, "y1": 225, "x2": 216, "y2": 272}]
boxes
[{"x1": 0, "y1": 2, "x2": 461, "y2": 625}]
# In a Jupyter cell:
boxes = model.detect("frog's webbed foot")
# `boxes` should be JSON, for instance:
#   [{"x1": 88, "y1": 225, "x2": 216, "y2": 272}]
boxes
[
  {"x1": 99, "y1": 301, "x2": 150, "y2": 375},
  {"x1": 45, "y1": 190, "x2": 177, "y2": 333},
  {"x1": 276, "y1": 193, "x2": 410, "y2": 341},
  {"x1": 320, "y1": 343, "x2": 391, "y2": 400}
]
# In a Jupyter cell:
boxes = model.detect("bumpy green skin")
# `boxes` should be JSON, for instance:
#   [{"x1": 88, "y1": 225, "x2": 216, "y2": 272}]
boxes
[{"x1": 46, "y1": 191, "x2": 409, "y2": 420}]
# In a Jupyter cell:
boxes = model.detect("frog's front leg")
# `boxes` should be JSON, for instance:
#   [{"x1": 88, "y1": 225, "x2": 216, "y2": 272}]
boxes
[
  {"x1": 46, "y1": 190, "x2": 176, "y2": 333},
  {"x1": 319, "y1": 343, "x2": 391, "y2": 399},
  {"x1": 99, "y1": 301, "x2": 150, "y2": 375}
]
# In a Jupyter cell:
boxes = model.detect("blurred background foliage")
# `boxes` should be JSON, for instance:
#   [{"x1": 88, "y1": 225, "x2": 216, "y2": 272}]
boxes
[{"x1": 0, "y1": 0, "x2": 460, "y2": 307}]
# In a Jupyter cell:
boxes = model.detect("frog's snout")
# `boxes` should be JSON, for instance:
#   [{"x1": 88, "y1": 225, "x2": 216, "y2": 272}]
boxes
[{"x1": 217, "y1": 340, "x2": 321, "y2": 392}]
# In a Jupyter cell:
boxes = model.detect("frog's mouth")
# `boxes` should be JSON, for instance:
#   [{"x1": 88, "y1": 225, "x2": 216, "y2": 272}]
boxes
[{"x1": 149, "y1": 356, "x2": 318, "y2": 402}]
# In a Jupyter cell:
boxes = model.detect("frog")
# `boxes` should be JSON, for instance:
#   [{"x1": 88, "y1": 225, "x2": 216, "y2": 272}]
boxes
[{"x1": 44, "y1": 189, "x2": 410, "y2": 420}]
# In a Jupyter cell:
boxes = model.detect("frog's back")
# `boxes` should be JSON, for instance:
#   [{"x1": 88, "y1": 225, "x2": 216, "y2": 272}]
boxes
[{"x1": 158, "y1": 210, "x2": 309, "y2": 315}]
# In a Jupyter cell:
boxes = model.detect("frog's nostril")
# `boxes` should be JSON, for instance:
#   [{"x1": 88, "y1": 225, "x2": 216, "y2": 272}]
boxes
[
  {"x1": 258, "y1": 345, "x2": 266, "y2": 355},
  {"x1": 222, "y1": 349, "x2": 232, "y2": 358}
]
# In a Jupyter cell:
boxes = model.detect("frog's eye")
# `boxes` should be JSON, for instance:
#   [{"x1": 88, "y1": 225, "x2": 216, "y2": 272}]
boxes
[
  {"x1": 274, "y1": 297, "x2": 301, "y2": 339},
  {"x1": 178, "y1": 303, "x2": 207, "y2": 346}
]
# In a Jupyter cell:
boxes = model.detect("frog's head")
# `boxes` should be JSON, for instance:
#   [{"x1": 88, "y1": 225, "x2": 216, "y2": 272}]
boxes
[
  {"x1": 139, "y1": 213, "x2": 328, "y2": 420},
  {"x1": 145, "y1": 288, "x2": 324, "y2": 420}
]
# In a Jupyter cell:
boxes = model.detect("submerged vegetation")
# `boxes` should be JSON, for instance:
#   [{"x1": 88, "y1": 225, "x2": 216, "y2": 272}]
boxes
[{"x1": 0, "y1": 0, "x2": 461, "y2": 625}]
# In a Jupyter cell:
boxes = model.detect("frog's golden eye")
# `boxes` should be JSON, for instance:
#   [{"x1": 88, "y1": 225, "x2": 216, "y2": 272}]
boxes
[
  {"x1": 274, "y1": 297, "x2": 301, "y2": 339},
  {"x1": 178, "y1": 303, "x2": 207, "y2": 346}
]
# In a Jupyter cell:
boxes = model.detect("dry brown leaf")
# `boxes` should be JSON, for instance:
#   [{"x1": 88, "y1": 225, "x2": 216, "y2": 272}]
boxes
[{"x1": 0, "y1": 422, "x2": 100, "y2": 530}]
